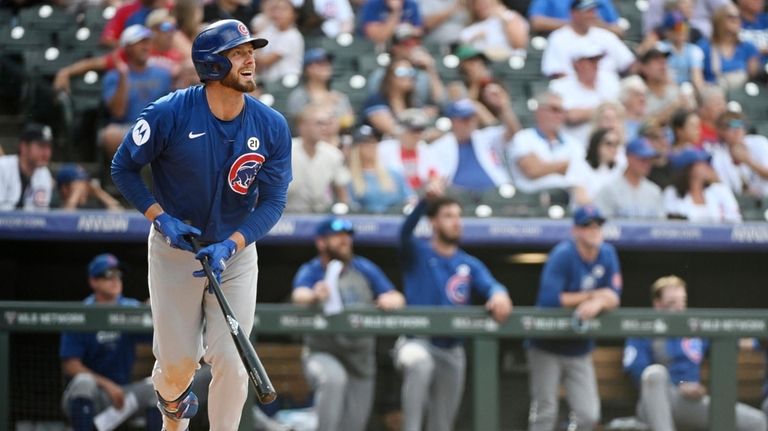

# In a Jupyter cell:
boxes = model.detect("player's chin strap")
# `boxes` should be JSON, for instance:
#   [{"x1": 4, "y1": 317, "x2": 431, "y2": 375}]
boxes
[{"x1": 156, "y1": 383, "x2": 199, "y2": 420}]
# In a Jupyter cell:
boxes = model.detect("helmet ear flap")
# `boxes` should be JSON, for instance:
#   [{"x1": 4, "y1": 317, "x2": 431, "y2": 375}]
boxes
[{"x1": 200, "y1": 52, "x2": 232, "y2": 81}]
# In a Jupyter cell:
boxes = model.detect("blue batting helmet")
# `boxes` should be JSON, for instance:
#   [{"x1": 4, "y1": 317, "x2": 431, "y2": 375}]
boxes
[{"x1": 192, "y1": 19, "x2": 267, "y2": 82}]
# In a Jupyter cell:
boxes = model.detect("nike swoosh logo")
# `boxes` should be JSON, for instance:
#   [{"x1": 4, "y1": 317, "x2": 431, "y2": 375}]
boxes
[{"x1": 188, "y1": 132, "x2": 206, "y2": 139}]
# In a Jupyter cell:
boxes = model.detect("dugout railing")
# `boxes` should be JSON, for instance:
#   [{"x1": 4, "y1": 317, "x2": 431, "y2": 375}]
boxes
[{"x1": 0, "y1": 302, "x2": 765, "y2": 431}]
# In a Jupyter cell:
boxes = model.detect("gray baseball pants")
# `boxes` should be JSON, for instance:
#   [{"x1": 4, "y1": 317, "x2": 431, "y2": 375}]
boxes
[
  {"x1": 526, "y1": 346, "x2": 600, "y2": 431},
  {"x1": 303, "y1": 351, "x2": 375, "y2": 431},
  {"x1": 61, "y1": 373, "x2": 157, "y2": 415},
  {"x1": 394, "y1": 337, "x2": 466, "y2": 431},
  {"x1": 637, "y1": 364, "x2": 767, "y2": 431}
]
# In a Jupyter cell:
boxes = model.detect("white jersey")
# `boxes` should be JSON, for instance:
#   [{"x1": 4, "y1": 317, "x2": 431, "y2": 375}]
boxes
[
  {"x1": 0, "y1": 155, "x2": 53, "y2": 211},
  {"x1": 662, "y1": 182, "x2": 742, "y2": 223},
  {"x1": 542, "y1": 25, "x2": 635, "y2": 79}
]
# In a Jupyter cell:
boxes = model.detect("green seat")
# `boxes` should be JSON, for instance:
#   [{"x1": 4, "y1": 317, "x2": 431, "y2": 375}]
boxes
[
  {"x1": 18, "y1": 5, "x2": 72, "y2": 32},
  {"x1": 727, "y1": 83, "x2": 768, "y2": 128},
  {"x1": 0, "y1": 25, "x2": 50, "y2": 54},
  {"x1": 479, "y1": 187, "x2": 549, "y2": 217},
  {"x1": 614, "y1": 0, "x2": 643, "y2": 42}
]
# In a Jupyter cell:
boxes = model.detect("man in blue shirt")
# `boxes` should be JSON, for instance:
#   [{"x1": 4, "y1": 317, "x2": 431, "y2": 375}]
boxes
[
  {"x1": 292, "y1": 217, "x2": 404, "y2": 431},
  {"x1": 100, "y1": 24, "x2": 173, "y2": 160},
  {"x1": 528, "y1": 0, "x2": 622, "y2": 36},
  {"x1": 358, "y1": 0, "x2": 423, "y2": 44},
  {"x1": 624, "y1": 275, "x2": 767, "y2": 431},
  {"x1": 111, "y1": 19, "x2": 292, "y2": 431},
  {"x1": 395, "y1": 183, "x2": 513, "y2": 431},
  {"x1": 60, "y1": 254, "x2": 160, "y2": 431},
  {"x1": 527, "y1": 204, "x2": 622, "y2": 431}
]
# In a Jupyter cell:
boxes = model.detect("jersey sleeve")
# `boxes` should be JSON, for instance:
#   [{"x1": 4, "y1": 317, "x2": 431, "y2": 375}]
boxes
[
  {"x1": 527, "y1": 0, "x2": 550, "y2": 18},
  {"x1": 293, "y1": 260, "x2": 323, "y2": 289},
  {"x1": 60, "y1": 332, "x2": 86, "y2": 360},
  {"x1": 598, "y1": 0, "x2": 619, "y2": 24},
  {"x1": 468, "y1": 256, "x2": 507, "y2": 299},
  {"x1": 354, "y1": 256, "x2": 396, "y2": 296},
  {"x1": 110, "y1": 98, "x2": 176, "y2": 213},
  {"x1": 623, "y1": 337, "x2": 653, "y2": 386},
  {"x1": 603, "y1": 244, "x2": 623, "y2": 297},
  {"x1": 537, "y1": 246, "x2": 568, "y2": 307},
  {"x1": 399, "y1": 199, "x2": 426, "y2": 269}
]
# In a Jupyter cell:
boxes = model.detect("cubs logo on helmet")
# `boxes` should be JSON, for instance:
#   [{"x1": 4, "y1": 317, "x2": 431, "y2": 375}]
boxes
[
  {"x1": 191, "y1": 19, "x2": 268, "y2": 82},
  {"x1": 228, "y1": 153, "x2": 265, "y2": 195}
]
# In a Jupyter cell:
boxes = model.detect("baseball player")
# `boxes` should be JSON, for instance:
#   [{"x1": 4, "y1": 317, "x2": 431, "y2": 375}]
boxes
[
  {"x1": 395, "y1": 181, "x2": 513, "y2": 431},
  {"x1": 527, "y1": 204, "x2": 622, "y2": 431},
  {"x1": 292, "y1": 217, "x2": 404, "y2": 431},
  {"x1": 60, "y1": 254, "x2": 160, "y2": 431},
  {"x1": 0, "y1": 123, "x2": 54, "y2": 211},
  {"x1": 624, "y1": 275, "x2": 767, "y2": 431},
  {"x1": 111, "y1": 19, "x2": 292, "y2": 431}
]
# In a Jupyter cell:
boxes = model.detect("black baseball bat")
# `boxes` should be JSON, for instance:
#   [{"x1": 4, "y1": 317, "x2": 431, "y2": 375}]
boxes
[{"x1": 190, "y1": 237, "x2": 277, "y2": 404}]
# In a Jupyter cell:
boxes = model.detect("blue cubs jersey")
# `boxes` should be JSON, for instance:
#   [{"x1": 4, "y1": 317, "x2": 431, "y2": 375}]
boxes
[
  {"x1": 624, "y1": 337, "x2": 708, "y2": 387},
  {"x1": 292, "y1": 256, "x2": 396, "y2": 303},
  {"x1": 59, "y1": 295, "x2": 151, "y2": 385},
  {"x1": 399, "y1": 200, "x2": 506, "y2": 307},
  {"x1": 530, "y1": 239, "x2": 622, "y2": 356},
  {"x1": 111, "y1": 85, "x2": 292, "y2": 244}
]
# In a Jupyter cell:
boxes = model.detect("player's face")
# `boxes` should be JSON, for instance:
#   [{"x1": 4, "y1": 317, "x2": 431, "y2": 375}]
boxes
[
  {"x1": 20, "y1": 141, "x2": 52, "y2": 168},
  {"x1": 573, "y1": 222, "x2": 603, "y2": 249},
  {"x1": 89, "y1": 270, "x2": 123, "y2": 303},
  {"x1": 221, "y1": 43, "x2": 257, "y2": 93},
  {"x1": 432, "y1": 203, "x2": 463, "y2": 245},
  {"x1": 319, "y1": 232, "x2": 354, "y2": 262},
  {"x1": 654, "y1": 285, "x2": 687, "y2": 312}
]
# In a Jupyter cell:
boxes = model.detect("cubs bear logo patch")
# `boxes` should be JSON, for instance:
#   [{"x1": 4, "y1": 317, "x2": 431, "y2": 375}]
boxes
[{"x1": 228, "y1": 153, "x2": 265, "y2": 195}]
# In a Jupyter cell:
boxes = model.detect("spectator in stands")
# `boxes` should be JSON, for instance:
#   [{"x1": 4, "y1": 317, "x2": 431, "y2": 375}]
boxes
[
  {"x1": 644, "y1": 0, "x2": 730, "y2": 41},
  {"x1": 174, "y1": 0, "x2": 205, "y2": 44},
  {"x1": 420, "y1": 0, "x2": 469, "y2": 46},
  {"x1": 297, "y1": 0, "x2": 355, "y2": 38},
  {"x1": 287, "y1": 104, "x2": 351, "y2": 213},
  {"x1": 507, "y1": 91, "x2": 587, "y2": 198},
  {"x1": 101, "y1": 0, "x2": 169, "y2": 48},
  {"x1": 254, "y1": 0, "x2": 304, "y2": 83},
  {"x1": 579, "y1": 128, "x2": 622, "y2": 201},
  {"x1": 528, "y1": 0, "x2": 622, "y2": 36},
  {"x1": 656, "y1": 10, "x2": 707, "y2": 91},
  {"x1": 452, "y1": 45, "x2": 498, "y2": 128},
  {"x1": 641, "y1": 48, "x2": 695, "y2": 126},
  {"x1": 427, "y1": 98, "x2": 514, "y2": 193},
  {"x1": 592, "y1": 101, "x2": 627, "y2": 146},
  {"x1": 738, "y1": 0, "x2": 768, "y2": 70},
  {"x1": 99, "y1": 25, "x2": 174, "y2": 159},
  {"x1": 203, "y1": 0, "x2": 258, "y2": 27},
  {"x1": 619, "y1": 75, "x2": 649, "y2": 142},
  {"x1": 642, "y1": 119, "x2": 676, "y2": 190},
  {"x1": 527, "y1": 204, "x2": 622, "y2": 431},
  {"x1": 395, "y1": 182, "x2": 513, "y2": 431},
  {"x1": 541, "y1": 0, "x2": 635, "y2": 80},
  {"x1": 286, "y1": 48, "x2": 355, "y2": 130},
  {"x1": 640, "y1": 0, "x2": 703, "y2": 55},
  {"x1": 358, "y1": 0, "x2": 423, "y2": 45},
  {"x1": 54, "y1": 164, "x2": 124, "y2": 211},
  {"x1": 698, "y1": 3, "x2": 761, "y2": 90},
  {"x1": 363, "y1": 57, "x2": 445, "y2": 137},
  {"x1": 0, "y1": 123, "x2": 54, "y2": 211},
  {"x1": 671, "y1": 109, "x2": 702, "y2": 151},
  {"x1": 595, "y1": 137, "x2": 665, "y2": 219},
  {"x1": 458, "y1": 0, "x2": 529, "y2": 61},
  {"x1": 347, "y1": 125, "x2": 414, "y2": 213},
  {"x1": 378, "y1": 109, "x2": 433, "y2": 190},
  {"x1": 292, "y1": 217, "x2": 404, "y2": 431},
  {"x1": 711, "y1": 111, "x2": 768, "y2": 198},
  {"x1": 550, "y1": 43, "x2": 621, "y2": 147},
  {"x1": 697, "y1": 85, "x2": 727, "y2": 146},
  {"x1": 60, "y1": 253, "x2": 161, "y2": 431},
  {"x1": 663, "y1": 148, "x2": 742, "y2": 222},
  {"x1": 624, "y1": 275, "x2": 767, "y2": 431}
]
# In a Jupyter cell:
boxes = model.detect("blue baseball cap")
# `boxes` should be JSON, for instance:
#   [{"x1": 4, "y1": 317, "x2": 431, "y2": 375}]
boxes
[
  {"x1": 56, "y1": 164, "x2": 89, "y2": 185},
  {"x1": 626, "y1": 138, "x2": 659, "y2": 159},
  {"x1": 120, "y1": 24, "x2": 153, "y2": 47},
  {"x1": 445, "y1": 99, "x2": 477, "y2": 119},
  {"x1": 571, "y1": 0, "x2": 598, "y2": 10},
  {"x1": 315, "y1": 217, "x2": 355, "y2": 237},
  {"x1": 662, "y1": 10, "x2": 687, "y2": 31},
  {"x1": 303, "y1": 48, "x2": 333, "y2": 67},
  {"x1": 668, "y1": 148, "x2": 712, "y2": 170},
  {"x1": 573, "y1": 205, "x2": 606, "y2": 226},
  {"x1": 88, "y1": 253, "x2": 121, "y2": 278}
]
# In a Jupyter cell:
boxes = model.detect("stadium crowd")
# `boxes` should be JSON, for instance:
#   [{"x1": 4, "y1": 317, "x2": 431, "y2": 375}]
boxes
[{"x1": 1, "y1": 0, "x2": 768, "y2": 430}]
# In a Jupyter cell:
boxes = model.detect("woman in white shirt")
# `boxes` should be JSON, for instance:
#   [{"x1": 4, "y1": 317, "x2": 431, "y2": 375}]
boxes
[
  {"x1": 580, "y1": 128, "x2": 623, "y2": 200},
  {"x1": 458, "y1": 0, "x2": 528, "y2": 61},
  {"x1": 663, "y1": 148, "x2": 742, "y2": 222}
]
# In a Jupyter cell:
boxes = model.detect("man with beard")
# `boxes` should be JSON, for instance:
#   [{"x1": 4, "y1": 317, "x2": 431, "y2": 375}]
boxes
[
  {"x1": 292, "y1": 217, "x2": 404, "y2": 431},
  {"x1": 0, "y1": 123, "x2": 54, "y2": 210},
  {"x1": 111, "y1": 19, "x2": 292, "y2": 431},
  {"x1": 394, "y1": 181, "x2": 513, "y2": 431},
  {"x1": 526, "y1": 204, "x2": 622, "y2": 431}
]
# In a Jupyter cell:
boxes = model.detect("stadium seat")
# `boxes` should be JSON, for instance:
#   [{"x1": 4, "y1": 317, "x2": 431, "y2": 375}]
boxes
[
  {"x1": 614, "y1": 0, "x2": 644, "y2": 42},
  {"x1": 261, "y1": 79, "x2": 296, "y2": 114},
  {"x1": 23, "y1": 49, "x2": 83, "y2": 77},
  {"x1": 0, "y1": 25, "x2": 51, "y2": 54},
  {"x1": 330, "y1": 74, "x2": 368, "y2": 113},
  {"x1": 18, "y1": 5, "x2": 72, "y2": 32},
  {"x1": 479, "y1": 186, "x2": 550, "y2": 217},
  {"x1": 727, "y1": 83, "x2": 768, "y2": 129}
]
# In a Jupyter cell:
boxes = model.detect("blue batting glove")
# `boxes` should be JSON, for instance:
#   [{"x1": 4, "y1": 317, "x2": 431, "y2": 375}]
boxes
[
  {"x1": 193, "y1": 239, "x2": 237, "y2": 289},
  {"x1": 153, "y1": 213, "x2": 201, "y2": 252}
]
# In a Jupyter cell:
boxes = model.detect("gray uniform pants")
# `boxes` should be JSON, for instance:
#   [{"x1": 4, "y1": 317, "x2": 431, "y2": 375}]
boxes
[
  {"x1": 394, "y1": 337, "x2": 466, "y2": 431},
  {"x1": 526, "y1": 346, "x2": 600, "y2": 431},
  {"x1": 148, "y1": 227, "x2": 258, "y2": 431},
  {"x1": 637, "y1": 364, "x2": 767, "y2": 431},
  {"x1": 303, "y1": 352, "x2": 375, "y2": 431},
  {"x1": 61, "y1": 373, "x2": 157, "y2": 416}
]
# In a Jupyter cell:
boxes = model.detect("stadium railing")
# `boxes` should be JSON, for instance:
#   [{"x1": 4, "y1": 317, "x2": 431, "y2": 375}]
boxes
[{"x1": 0, "y1": 302, "x2": 765, "y2": 431}]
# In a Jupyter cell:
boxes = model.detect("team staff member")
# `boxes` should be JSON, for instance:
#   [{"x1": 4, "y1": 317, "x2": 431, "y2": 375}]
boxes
[
  {"x1": 292, "y1": 217, "x2": 404, "y2": 431},
  {"x1": 111, "y1": 19, "x2": 292, "y2": 431},
  {"x1": 624, "y1": 276, "x2": 767, "y2": 431},
  {"x1": 395, "y1": 180, "x2": 513, "y2": 431},
  {"x1": 527, "y1": 204, "x2": 622, "y2": 431},
  {"x1": 0, "y1": 123, "x2": 54, "y2": 211}
]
